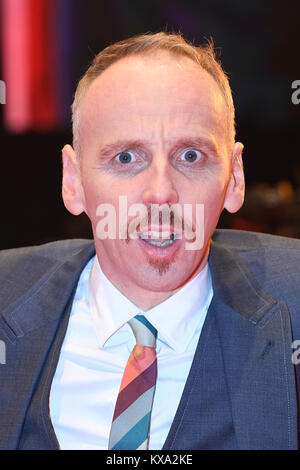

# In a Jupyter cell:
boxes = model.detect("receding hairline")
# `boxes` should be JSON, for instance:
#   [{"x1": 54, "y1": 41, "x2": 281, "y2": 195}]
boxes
[{"x1": 71, "y1": 32, "x2": 236, "y2": 155}]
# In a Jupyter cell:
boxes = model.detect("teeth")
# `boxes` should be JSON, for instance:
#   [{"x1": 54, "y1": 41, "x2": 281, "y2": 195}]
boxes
[
  {"x1": 138, "y1": 231, "x2": 180, "y2": 240},
  {"x1": 144, "y1": 239, "x2": 176, "y2": 247}
]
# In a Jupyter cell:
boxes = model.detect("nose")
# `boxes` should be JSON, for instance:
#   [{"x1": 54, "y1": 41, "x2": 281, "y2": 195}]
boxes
[{"x1": 142, "y1": 159, "x2": 179, "y2": 207}]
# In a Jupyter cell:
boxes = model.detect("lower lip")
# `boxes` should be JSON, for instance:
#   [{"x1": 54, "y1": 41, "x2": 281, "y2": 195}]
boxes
[{"x1": 137, "y1": 237, "x2": 181, "y2": 258}]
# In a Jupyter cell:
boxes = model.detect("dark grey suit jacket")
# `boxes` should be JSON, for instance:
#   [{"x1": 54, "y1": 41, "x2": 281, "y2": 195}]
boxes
[{"x1": 0, "y1": 229, "x2": 300, "y2": 449}]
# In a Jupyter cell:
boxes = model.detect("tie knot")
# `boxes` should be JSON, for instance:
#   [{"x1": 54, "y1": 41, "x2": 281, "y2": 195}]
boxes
[{"x1": 128, "y1": 315, "x2": 157, "y2": 348}]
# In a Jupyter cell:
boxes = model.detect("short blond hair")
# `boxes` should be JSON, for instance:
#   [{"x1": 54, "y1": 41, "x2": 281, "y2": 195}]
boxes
[{"x1": 72, "y1": 32, "x2": 235, "y2": 153}]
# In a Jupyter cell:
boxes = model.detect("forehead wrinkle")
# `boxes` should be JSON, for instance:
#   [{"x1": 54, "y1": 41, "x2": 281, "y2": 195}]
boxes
[
  {"x1": 153, "y1": 112, "x2": 223, "y2": 155},
  {"x1": 79, "y1": 54, "x2": 230, "y2": 157}
]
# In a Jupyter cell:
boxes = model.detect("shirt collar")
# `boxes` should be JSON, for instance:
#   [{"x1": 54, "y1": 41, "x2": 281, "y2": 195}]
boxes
[{"x1": 88, "y1": 256, "x2": 213, "y2": 353}]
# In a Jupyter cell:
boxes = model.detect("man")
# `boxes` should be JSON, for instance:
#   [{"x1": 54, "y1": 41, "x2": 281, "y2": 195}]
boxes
[{"x1": 0, "y1": 32, "x2": 300, "y2": 450}]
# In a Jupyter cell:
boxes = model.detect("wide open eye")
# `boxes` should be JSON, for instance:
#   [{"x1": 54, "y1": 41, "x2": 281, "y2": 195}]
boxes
[
  {"x1": 114, "y1": 151, "x2": 136, "y2": 164},
  {"x1": 180, "y1": 149, "x2": 203, "y2": 163}
]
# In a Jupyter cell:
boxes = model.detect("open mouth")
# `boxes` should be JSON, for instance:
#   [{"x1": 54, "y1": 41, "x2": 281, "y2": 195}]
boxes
[{"x1": 137, "y1": 231, "x2": 181, "y2": 248}]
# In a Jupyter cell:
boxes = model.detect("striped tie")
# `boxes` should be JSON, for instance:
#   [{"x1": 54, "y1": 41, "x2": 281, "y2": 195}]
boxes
[{"x1": 108, "y1": 315, "x2": 158, "y2": 450}]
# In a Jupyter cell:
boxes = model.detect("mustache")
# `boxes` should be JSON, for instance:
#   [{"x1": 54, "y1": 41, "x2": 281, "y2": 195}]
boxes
[{"x1": 124, "y1": 203, "x2": 196, "y2": 241}]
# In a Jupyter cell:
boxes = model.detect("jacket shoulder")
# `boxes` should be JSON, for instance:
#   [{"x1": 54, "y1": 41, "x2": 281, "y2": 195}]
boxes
[
  {"x1": 212, "y1": 229, "x2": 300, "y2": 282},
  {"x1": 213, "y1": 229, "x2": 300, "y2": 252},
  {"x1": 0, "y1": 240, "x2": 95, "y2": 313},
  {"x1": 0, "y1": 239, "x2": 94, "y2": 268},
  {"x1": 212, "y1": 229, "x2": 300, "y2": 314}
]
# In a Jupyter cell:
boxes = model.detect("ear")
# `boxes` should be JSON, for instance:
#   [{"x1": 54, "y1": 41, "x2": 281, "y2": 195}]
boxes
[
  {"x1": 223, "y1": 142, "x2": 245, "y2": 214},
  {"x1": 62, "y1": 144, "x2": 86, "y2": 215}
]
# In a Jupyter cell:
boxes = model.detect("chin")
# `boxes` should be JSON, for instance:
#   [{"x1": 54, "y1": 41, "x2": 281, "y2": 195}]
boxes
[{"x1": 136, "y1": 263, "x2": 191, "y2": 292}]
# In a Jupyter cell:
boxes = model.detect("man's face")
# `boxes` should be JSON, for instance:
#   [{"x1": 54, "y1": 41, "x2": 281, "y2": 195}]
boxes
[{"x1": 62, "y1": 52, "x2": 244, "y2": 307}]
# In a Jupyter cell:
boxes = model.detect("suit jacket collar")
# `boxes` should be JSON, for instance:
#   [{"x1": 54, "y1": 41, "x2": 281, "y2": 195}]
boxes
[
  {"x1": 208, "y1": 240, "x2": 298, "y2": 449},
  {"x1": 0, "y1": 240, "x2": 96, "y2": 338}
]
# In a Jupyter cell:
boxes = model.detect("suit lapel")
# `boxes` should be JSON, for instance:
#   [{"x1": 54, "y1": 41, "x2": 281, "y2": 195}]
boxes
[
  {"x1": 0, "y1": 241, "x2": 95, "y2": 338},
  {"x1": 209, "y1": 241, "x2": 298, "y2": 449}
]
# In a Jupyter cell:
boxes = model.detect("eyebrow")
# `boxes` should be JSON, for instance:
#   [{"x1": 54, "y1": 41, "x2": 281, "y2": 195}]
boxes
[
  {"x1": 169, "y1": 137, "x2": 220, "y2": 156},
  {"x1": 98, "y1": 139, "x2": 151, "y2": 158},
  {"x1": 98, "y1": 136, "x2": 220, "y2": 158}
]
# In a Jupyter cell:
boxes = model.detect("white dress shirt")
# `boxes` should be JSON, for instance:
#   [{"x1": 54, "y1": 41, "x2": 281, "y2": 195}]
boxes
[{"x1": 49, "y1": 255, "x2": 213, "y2": 450}]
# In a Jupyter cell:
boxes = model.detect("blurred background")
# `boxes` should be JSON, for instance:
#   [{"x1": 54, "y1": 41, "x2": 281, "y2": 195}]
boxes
[{"x1": 0, "y1": 0, "x2": 299, "y2": 249}]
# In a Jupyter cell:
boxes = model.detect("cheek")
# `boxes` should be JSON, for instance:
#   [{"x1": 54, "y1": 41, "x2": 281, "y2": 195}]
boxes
[
  {"x1": 188, "y1": 171, "x2": 228, "y2": 205},
  {"x1": 205, "y1": 186, "x2": 226, "y2": 211},
  {"x1": 82, "y1": 179, "x2": 140, "y2": 235},
  {"x1": 81, "y1": 172, "x2": 115, "y2": 214},
  {"x1": 83, "y1": 187, "x2": 101, "y2": 220},
  {"x1": 188, "y1": 177, "x2": 228, "y2": 230}
]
